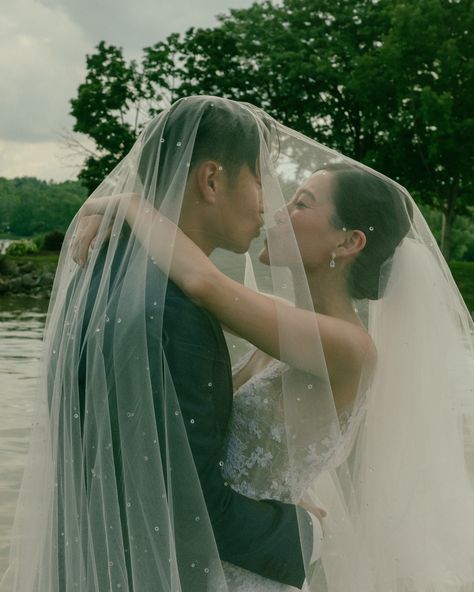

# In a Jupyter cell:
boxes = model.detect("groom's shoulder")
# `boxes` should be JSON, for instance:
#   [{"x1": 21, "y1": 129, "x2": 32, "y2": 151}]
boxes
[
  {"x1": 161, "y1": 281, "x2": 229, "y2": 357},
  {"x1": 164, "y1": 279, "x2": 198, "y2": 309},
  {"x1": 162, "y1": 280, "x2": 218, "y2": 332}
]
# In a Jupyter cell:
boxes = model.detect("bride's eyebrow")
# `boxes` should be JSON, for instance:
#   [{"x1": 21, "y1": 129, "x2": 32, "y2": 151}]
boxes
[{"x1": 297, "y1": 189, "x2": 317, "y2": 202}]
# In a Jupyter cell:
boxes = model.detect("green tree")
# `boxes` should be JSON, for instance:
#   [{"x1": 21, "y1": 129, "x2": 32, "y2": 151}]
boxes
[
  {"x1": 169, "y1": 0, "x2": 395, "y2": 158},
  {"x1": 70, "y1": 0, "x2": 473, "y2": 258},
  {"x1": 70, "y1": 40, "x2": 182, "y2": 191},
  {"x1": 142, "y1": 33, "x2": 183, "y2": 113},
  {"x1": 70, "y1": 42, "x2": 144, "y2": 192},
  {"x1": 363, "y1": 0, "x2": 474, "y2": 259}
]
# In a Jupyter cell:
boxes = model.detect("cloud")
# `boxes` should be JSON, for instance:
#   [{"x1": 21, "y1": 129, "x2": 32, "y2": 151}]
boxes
[
  {"x1": 1, "y1": 0, "x2": 260, "y2": 181},
  {"x1": 0, "y1": 0, "x2": 89, "y2": 144},
  {"x1": 37, "y1": 0, "x2": 256, "y2": 54},
  {"x1": 0, "y1": 138, "x2": 85, "y2": 181}
]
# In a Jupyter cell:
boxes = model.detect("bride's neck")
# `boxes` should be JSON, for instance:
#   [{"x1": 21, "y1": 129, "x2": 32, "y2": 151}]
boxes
[{"x1": 292, "y1": 267, "x2": 359, "y2": 324}]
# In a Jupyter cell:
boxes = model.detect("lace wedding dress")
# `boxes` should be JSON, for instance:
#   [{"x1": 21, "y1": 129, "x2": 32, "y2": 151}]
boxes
[{"x1": 221, "y1": 350, "x2": 367, "y2": 591}]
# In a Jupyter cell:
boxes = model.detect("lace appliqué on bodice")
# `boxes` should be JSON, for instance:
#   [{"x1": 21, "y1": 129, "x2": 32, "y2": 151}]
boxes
[
  {"x1": 222, "y1": 352, "x2": 365, "y2": 504},
  {"x1": 221, "y1": 351, "x2": 366, "y2": 590}
]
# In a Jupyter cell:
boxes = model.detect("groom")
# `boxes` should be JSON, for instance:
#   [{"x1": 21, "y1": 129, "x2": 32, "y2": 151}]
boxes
[{"x1": 77, "y1": 97, "x2": 320, "y2": 589}]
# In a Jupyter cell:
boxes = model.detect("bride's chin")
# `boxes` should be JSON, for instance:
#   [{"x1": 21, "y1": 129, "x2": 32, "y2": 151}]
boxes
[{"x1": 257, "y1": 246, "x2": 270, "y2": 266}]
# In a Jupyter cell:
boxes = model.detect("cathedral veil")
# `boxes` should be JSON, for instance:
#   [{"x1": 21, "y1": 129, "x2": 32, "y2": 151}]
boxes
[{"x1": 1, "y1": 95, "x2": 474, "y2": 591}]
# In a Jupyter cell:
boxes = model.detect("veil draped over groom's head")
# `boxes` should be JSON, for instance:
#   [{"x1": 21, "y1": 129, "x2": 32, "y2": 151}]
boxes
[{"x1": 4, "y1": 95, "x2": 474, "y2": 591}]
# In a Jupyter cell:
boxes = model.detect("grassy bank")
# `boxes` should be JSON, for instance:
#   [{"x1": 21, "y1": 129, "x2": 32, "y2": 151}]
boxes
[{"x1": 2, "y1": 253, "x2": 473, "y2": 312}]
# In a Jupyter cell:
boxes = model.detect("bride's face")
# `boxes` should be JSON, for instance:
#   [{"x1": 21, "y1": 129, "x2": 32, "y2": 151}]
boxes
[{"x1": 259, "y1": 170, "x2": 341, "y2": 269}]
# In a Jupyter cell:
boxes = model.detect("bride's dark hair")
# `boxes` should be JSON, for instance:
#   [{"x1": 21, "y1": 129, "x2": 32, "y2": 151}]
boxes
[{"x1": 322, "y1": 162, "x2": 412, "y2": 300}]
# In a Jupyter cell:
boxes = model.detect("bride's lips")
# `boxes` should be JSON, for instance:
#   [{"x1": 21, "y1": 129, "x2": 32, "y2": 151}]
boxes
[{"x1": 262, "y1": 221, "x2": 293, "y2": 248}]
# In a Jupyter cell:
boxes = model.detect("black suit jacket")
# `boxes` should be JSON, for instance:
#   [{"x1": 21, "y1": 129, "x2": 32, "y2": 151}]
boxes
[{"x1": 76, "y1": 241, "x2": 312, "y2": 589}]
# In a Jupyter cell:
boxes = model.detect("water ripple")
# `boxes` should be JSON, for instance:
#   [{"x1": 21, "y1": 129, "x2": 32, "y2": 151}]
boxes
[{"x1": 0, "y1": 298, "x2": 47, "y2": 574}]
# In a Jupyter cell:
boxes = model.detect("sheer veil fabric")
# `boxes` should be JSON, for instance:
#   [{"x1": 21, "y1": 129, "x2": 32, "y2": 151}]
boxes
[{"x1": 1, "y1": 96, "x2": 474, "y2": 591}]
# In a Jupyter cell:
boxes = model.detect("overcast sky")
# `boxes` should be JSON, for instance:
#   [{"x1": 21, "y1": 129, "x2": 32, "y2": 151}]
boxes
[{"x1": 0, "y1": 0, "x2": 263, "y2": 182}]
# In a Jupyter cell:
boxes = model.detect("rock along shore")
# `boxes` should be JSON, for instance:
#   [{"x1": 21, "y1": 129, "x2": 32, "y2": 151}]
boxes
[{"x1": 0, "y1": 257, "x2": 56, "y2": 300}]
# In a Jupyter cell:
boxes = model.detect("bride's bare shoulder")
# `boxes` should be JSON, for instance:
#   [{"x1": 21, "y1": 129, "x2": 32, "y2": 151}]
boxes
[{"x1": 330, "y1": 323, "x2": 377, "y2": 409}]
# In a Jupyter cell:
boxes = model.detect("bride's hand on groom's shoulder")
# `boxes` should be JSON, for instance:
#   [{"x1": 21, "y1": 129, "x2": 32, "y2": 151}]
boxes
[
  {"x1": 71, "y1": 213, "x2": 108, "y2": 267},
  {"x1": 71, "y1": 193, "x2": 137, "y2": 266}
]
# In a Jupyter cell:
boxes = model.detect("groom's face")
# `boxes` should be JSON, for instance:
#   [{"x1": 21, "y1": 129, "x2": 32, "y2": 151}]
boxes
[{"x1": 215, "y1": 163, "x2": 264, "y2": 253}]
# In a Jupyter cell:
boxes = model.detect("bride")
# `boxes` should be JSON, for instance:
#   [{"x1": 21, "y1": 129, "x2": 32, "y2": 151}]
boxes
[{"x1": 4, "y1": 96, "x2": 474, "y2": 591}]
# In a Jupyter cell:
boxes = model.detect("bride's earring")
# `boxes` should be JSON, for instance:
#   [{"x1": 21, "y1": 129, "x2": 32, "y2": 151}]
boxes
[{"x1": 329, "y1": 251, "x2": 336, "y2": 268}]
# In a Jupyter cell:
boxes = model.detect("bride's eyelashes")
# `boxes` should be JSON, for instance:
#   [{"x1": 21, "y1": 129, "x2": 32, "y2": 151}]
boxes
[{"x1": 295, "y1": 200, "x2": 308, "y2": 209}]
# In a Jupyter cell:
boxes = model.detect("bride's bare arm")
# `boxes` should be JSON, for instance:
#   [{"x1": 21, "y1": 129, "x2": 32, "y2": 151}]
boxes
[
  {"x1": 74, "y1": 194, "x2": 375, "y2": 381},
  {"x1": 189, "y1": 265, "x2": 374, "y2": 381}
]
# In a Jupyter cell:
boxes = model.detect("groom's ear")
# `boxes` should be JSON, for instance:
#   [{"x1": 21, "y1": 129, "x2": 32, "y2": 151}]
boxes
[{"x1": 196, "y1": 160, "x2": 223, "y2": 205}]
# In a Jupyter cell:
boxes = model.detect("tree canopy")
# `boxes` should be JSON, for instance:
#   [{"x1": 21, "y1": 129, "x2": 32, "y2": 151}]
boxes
[{"x1": 70, "y1": 0, "x2": 473, "y2": 259}]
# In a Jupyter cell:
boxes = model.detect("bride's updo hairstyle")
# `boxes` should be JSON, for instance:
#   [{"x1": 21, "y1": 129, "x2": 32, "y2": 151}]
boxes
[{"x1": 323, "y1": 162, "x2": 412, "y2": 300}]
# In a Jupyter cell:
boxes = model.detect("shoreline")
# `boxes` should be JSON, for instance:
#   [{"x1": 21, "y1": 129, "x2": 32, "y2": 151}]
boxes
[
  {"x1": 0, "y1": 254, "x2": 58, "y2": 300},
  {"x1": 1, "y1": 254, "x2": 473, "y2": 316}
]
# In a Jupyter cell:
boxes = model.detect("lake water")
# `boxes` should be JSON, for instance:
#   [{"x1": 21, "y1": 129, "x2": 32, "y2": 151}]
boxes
[{"x1": 0, "y1": 297, "x2": 48, "y2": 574}]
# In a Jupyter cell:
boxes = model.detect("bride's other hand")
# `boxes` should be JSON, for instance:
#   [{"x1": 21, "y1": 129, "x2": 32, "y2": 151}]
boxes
[{"x1": 298, "y1": 499, "x2": 327, "y2": 528}]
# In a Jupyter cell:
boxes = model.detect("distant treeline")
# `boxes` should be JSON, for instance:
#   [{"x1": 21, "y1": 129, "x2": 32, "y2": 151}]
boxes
[
  {"x1": 0, "y1": 177, "x2": 87, "y2": 237},
  {"x1": 0, "y1": 175, "x2": 473, "y2": 260}
]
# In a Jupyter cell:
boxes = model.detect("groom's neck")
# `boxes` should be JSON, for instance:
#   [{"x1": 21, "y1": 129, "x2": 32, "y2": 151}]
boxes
[
  {"x1": 180, "y1": 225, "x2": 216, "y2": 257},
  {"x1": 178, "y1": 196, "x2": 217, "y2": 257}
]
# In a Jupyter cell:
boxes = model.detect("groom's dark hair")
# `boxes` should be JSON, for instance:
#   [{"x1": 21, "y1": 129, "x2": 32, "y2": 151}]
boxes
[
  {"x1": 187, "y1": 97, "x2": 263, "y2": 181},
  {"x1": 137, "y1": 96, "x2": 277, "y2": 200}
]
